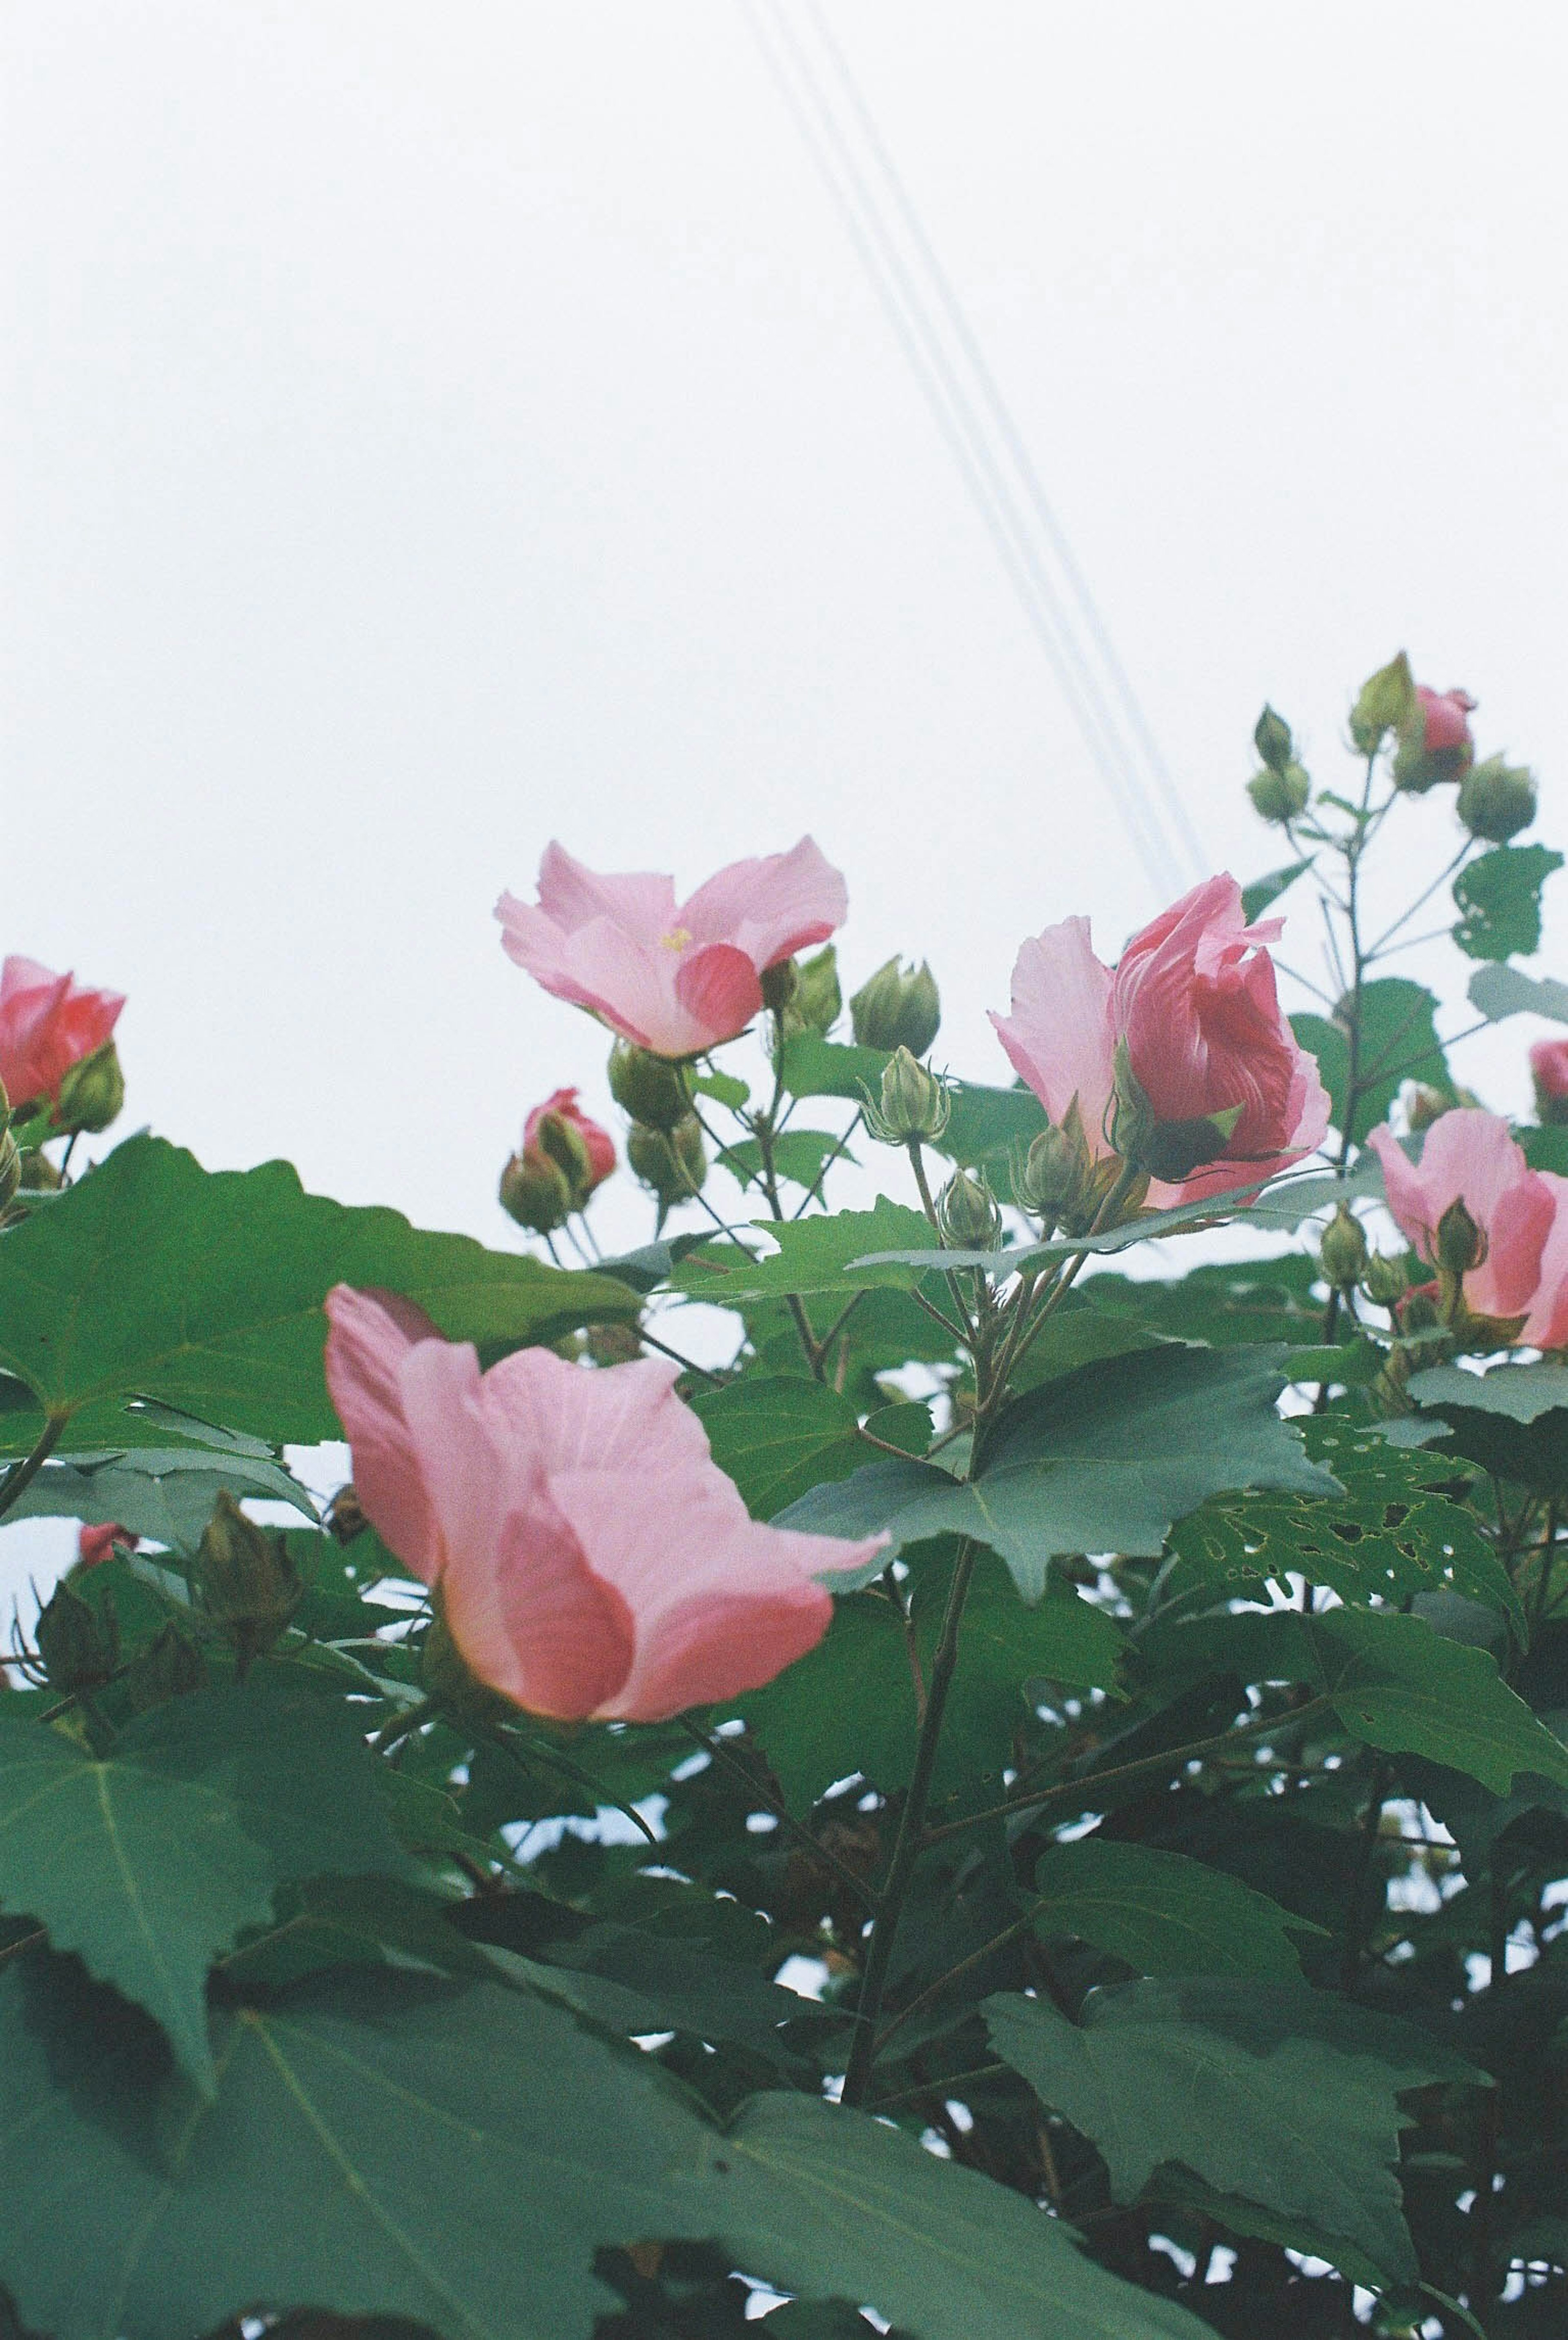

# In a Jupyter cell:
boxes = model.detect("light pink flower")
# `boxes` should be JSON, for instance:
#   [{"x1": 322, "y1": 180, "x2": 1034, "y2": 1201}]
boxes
[
  {"x1": 495, "y1": 839, "x2": 848, "y2": 1059},
  {"x1": 1416, "y1": 686, "x2": 1478, "y2": 756},
  {"x1": 1368, "y1": 1109, "x2": 1556, "y2": 1321},
  {"x1": 990, "y1": 875, "x2": 1329, "y2": 1202},
  {"x1": 0, "y1": 957, "x2": 124, "y2": 1114},
  {"x1": 323, "y1": 1286, "x2": 885, "y2": 1722},
  {"x1": 1524, "y1": 1176, "x2": 1568, "y2": 1350}
]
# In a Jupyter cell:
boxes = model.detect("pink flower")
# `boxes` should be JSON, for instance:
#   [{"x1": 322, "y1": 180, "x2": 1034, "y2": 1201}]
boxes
[
  {"x1": 525, "y1": 1087, "x2": 616, "y2": 1194},
  {"x1": 1523, "y1": 1177, "x2": 1568, "y2": 1349},
  {"x1": 1530, "y1": 1036, "x2": 1568, "y2": 1122},
  {"x1": 1368, "y1": 1109, "x2": 1556, "y2": 1321},
  {"x1": 0, "y1": 957, "x2": 124, "y2": 1114},
  {"x1": 77, "y1": 1522, "x2": 136, "y2": 1568},
  {"x1": 323, "y1": 1286, "x2": 886, "y2": 1722},
  {"x1": 1416, "y1": 686, "x2": 1478, "y2": 757},
  {"x1": 990, "y1": 875, "x2": 1330, "y2": 1202},
  {"x1": 495, "y1": 838, "x2": 848, "y2": 1059}
]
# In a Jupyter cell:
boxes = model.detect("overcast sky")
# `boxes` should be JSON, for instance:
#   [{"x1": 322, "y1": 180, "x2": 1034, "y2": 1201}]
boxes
[{"x1": 3, "y1": 2, "x2": 1566, "y2": 1590}]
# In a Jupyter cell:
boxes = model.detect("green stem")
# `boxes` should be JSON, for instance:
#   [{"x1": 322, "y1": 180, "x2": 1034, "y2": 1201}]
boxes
[
  {"x1": 841, "y1": 1536, "x2": 982, "y2": 2107},
  {"x1": 873, "y1": 1908, "x2": 1037, "y2": 2061},
  {"x1": 0, "y1": 1411, "x2": 68, "y2": 1524},
  {"x1": 791, "y1": 1108, "x2": 864, "y2": 1218},
  {"x1": 1339, "y1": 1756, "x2": 1390, "y2": 1990},
  {"x1": 676, "y1": 1717, "x2": 879, "y2": 1914}
]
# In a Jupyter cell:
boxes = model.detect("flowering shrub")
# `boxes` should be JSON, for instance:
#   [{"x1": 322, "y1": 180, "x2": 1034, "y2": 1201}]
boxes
[{"x1": 1, "y1": 648, "x2": 1567, "y2": 2338}]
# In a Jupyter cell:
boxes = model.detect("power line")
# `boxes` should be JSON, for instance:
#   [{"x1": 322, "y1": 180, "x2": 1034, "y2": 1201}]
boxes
[{"x1": 737, "y1": 0, "x2": 1206, "y2": 895}]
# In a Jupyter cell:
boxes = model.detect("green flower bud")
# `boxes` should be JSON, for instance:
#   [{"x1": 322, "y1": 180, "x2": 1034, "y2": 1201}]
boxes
[
  {"x1": 850, "y1": 957, "x2": 942, "y2": 1058},
  {"x1": 1015, "y1": 1102, "x2": 1096, "y2": 1233},
  {"x1": 792, "y1": 943, "x2": 842, "y2": 1035},
  {"x1": 863, "y1": 1046, "x2": 951, "y2": 1145},
  {"x1": 195, "y1": 1491, "x2": 302, "y2": 1677},
  {"x1": 607, "y1": 1040, "x2": 691, "y2": 1130},
  {"x1": 125, "y1": 1623, "x2": 205, "y2": 1714},
  {"x1": 1317, "y1": 1202, "x2": 1369, "y2": 1291},
  {"x1": 499, "y1": 1147, "x2": 572, "y2": 1236},
  {"x1": 1361, "y1": 1251, "x2": 1410, "y2": 1309},
  {"x1": 1350, "y1": 652, "x2": 1416, "y2": 755},
  {"x1": 627, "y1": 1113, "x2": 707, "y2": 1205},
  {"x1": 35, "y1": 1576, "x2": 119, "y2": 1695},
  {"x1": 759, "y1": 958, "x2": 799, "y2": 1015},
  {"x1": 1253, "y1": 703, "x2": 1294, "y2": 774},
  {"x1": 1246, "y1": 762, "x2": 1310, "y2": 825},
  {"x1": 1399, "y1": 1284, "x2": 1443, "y2": 1337},
  {"x1": 53, "y1": 1040, "x2": 125, "y2": 1136},
  {"x1": 935, "y1": 1167, "x2": 1003, "y2": 1252},
  {"x1": 1436, "y1": 1198, "x2": 1485, "y2": 1279},
  {"x1": 1457, "y1": 755, "x2": 1537, "y2": 844}
]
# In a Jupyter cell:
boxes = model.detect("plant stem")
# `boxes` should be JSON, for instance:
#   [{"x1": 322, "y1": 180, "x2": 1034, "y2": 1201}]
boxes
[
  {"x1": 873, "y1": 1907, "x2": 1037, "y2": 2060},
  {"x1": 1339, "y1": 1756, "x2": 1390, "y2": 1990},
  {"x1": 841, "y1": 1535, "x2": 982, "y2": 2107},
  {"x1": 676, "y1": 1717, "x2": 879, "y2": 1915},
  {"x1": 0, "y1": 1412, "x2": 68, "y2": 1524}
]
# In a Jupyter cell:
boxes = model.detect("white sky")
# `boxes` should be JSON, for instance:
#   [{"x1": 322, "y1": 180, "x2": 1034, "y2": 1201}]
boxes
[{"x1": 3, "y1": 2, "x2": 1566, "y2": 1592}]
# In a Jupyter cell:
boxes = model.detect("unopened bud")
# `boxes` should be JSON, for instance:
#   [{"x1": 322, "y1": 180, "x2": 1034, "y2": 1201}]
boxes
[
  {"x1": 607, "y1": 1040, "x2": 690, "y2": 1131},
  {"x1": 499, "y1": 1146, "x2": 572, "y2": 1236},
  {"x1": 1435, "y1": 1198, "x2": 1485, "y2": 1279},
  {"x1": 53, "y1": 1040, "x2": 125, "y2": 1136},
  {"x1": 1457, "y1": 755, "x2": 1537, "y2": 844},
  {"x1": 626, "y1": 1113, "x2": 707, "y2": 1206},
  {"x1": 1532, "y1": 1038, "x2": 1568, "y2": 1127},
  {"x1": 1253, "y1": 704, "x2": 1294, "y2": 774},
  {"x1": 863, "y1": 1046, "x2": 950, "y2": 1145},
  {"x1": 194, "y1": 1491, "x2": 301, "y2": 1676},
  {"x1": 1403, "y1": 1082, "x2": 1450, "y2": 1134},
  {"x1": 792, "y1": 944, "x2": 842, "y2": 1035},
  {"x1": 1361, "y1": 1252, "x2": 1410, "y2": 1308},
  {"x1": 1318, "y1": 1202, "x2": 1370, "y2": 1291},
  {"x1": 35, "y1": 1577, "x2": 119, "y2": 1695},
  {"x1": 1392, "y1": 684, "x2": 1478, "y2": 794},
  {"x1": 760, "y1": 958, "x2": 799, "y2": 1015},
  {"x1": 935, "y1": 1167, "x2": 1003, "y2": 1252},
  {"x1": 125, "y1": 1623, "x2": 205, "y2": 1713},
  {"x1": 1016, "y1": 1107, "x2": 1095, "y2": 1233},
  {"x1": 1246, "y1": 762, "x2": 1310, "y2": 825},
  {"x1": 850, "y1": 958, "x2": 942, "y2": 1058},
  {"x1": 1350, "y1": 652, "x2": 1416, "y2": 755}
]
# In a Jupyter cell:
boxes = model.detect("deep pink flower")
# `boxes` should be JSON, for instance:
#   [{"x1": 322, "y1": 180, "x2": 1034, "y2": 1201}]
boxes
[
  {"x1": 990, "y1": 875, "x2": 1329, "y2": 1202},
  {"x1": 323, "y1": 1286, "x2": 886, "y2": 1722},
  {"x1": 77, "y1": 1522, "x2": 136, "y2": 1568},
  {"x1": 1416, "y1": 686, "x2": 1478, "y2": 756},
  {"x1": 525, "y1": 1087, "x2": 616, "y2": 1194},
  {"x1": 1368, "y1": 1110, "x2": 1556, "y2": 1321},
  {"x1": 495, "y1": 839, "x2": 847, "y2": 1059},
  {"x1": 0, "y1": 957, "x2": 124, "y2": 1114},
  {"x1": 1530, "y1": 1037, "x2": 1568, "y2": 1113}
]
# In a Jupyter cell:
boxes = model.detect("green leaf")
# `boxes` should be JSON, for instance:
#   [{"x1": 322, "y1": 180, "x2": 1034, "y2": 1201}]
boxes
[
  {"x1": 779, "y1": 1032, "x2": 889, "y2": 1104},
  {"x1": 1452, "y1": 844, "x2": 1564, "y2": 961},
  {"x1": 1241, "y1": 859, "x2": 1314, "y2": 923},
  {"x1": 670, "y1": 1200, "x2": 936, "y2": 1306},
  {"x1": 775, "y1": 1346, "x2": 1336, "y2": 1600},
  {"x1": 1081, "y1": 1253, "x2": 1325, "y2": 1348},
  {"x1": 718, "y1": 1131, "x2": 856, "y2": 1194},
  {"x1": 1405, "y1": 1361, "x2": 1568, "y2": 1500},
  {"x1": 0, "y1": 1669, "x2": 410, "y2": 2093},
  {"x1": 1032, "y1": 1840, "x2": 1319, "y2": 1978},
  {"x1": 708, "y1": 2090, "x2": 1218, "y2": 2340},
  {"x1": 1521, "y1": 1124, "x2": 1568, "y2": 1175},
  {"x1": 1408, "y1": 1360, "x2": 1568, "y2": 1425},
  {"x1": 218, "y1": 1874, "x2": 496, "y2": 1991},
  {"x1": 0, "y1": 1137, "x2": 639, "y2": 1452},
  {"x1": 690, "y1": 1376, "x2": 864, "y2": 1518},
  {"x1": 1467, "y1": 962, "x2": 1568, "y2": 1027},
  {"x1": 693, "y1": 1068, "x2": 751, "y2": 1110},
  {"x1": 985, "y1": 1979, "x2": 1486, "y2": 2283},
  {"x1": 1168, "y1": 1415, "x2": 1525, "y2": 1632},
  {"x1": 1, "y1": 1445, "x2": 317, "y2": 1552},
  {"x1": 1291, "y1": 980, "x2": 1452, "y2": 1148}
]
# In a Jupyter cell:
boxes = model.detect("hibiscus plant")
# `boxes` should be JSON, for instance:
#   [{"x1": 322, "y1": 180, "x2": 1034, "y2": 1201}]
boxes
[{"x1": 2, "y1": 650, "x2": 1568, "y2": 2339}]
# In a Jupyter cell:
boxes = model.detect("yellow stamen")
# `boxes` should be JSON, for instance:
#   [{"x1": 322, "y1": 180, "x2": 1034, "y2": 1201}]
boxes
[{"x1": 660, "y1": 926, "x2": 693, "y2": 951}]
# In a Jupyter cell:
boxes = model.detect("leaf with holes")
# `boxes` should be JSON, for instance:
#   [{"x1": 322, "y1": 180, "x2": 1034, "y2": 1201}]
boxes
[{"x1": 1452, "y1": 844, "x2": 1564, "y2": 961}]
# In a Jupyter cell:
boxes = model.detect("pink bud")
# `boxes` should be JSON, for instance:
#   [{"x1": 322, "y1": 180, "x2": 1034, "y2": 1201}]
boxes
[
  {"x1": 523, "y1": 1087, "x2": 616, "y2": 1194},
  {"x1": 1530, "y1": 1037, "x2": 1568, "y2": 1121},
  {"x1": 1417, "y1": 686, "x2": 1478, "y2": 756},
  {"x1": 78, "y1": 1522, "x2": 136, "y2": 1568},
  {"x1": 0, "y1": 957, "x2": 124, "y2": 1117}
]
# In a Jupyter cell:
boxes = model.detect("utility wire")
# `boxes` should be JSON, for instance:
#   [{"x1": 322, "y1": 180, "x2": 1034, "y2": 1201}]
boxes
[{"x1": 738, "y1": 0, "x2": 1204, "y2": 894}]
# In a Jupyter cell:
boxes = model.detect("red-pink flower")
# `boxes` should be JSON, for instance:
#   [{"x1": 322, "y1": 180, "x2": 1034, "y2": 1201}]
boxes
[
  {"x1": 1530, "y1": 1036, "x2": 1568, "y2": 1120},
  {"x1": 495, "y1": 839, "x2": 847, "y2": 1059},
  {"x1": 0, "y1": 957, "x2": 124, "y2": 1113},
  {"x1": 990, "y1": 875, "x2": 1330, "y2": 1202},
  {"x1": 323, "y1": 1286, "x2": 886, "y2": 1722},
  {"x1": 1368, "y1": 1110, "x2": 1556, "y2": 1321},
  {"x1": 1416, "y1": 686, "x2": 1478, "y2": 757},
  {"x1": 77, "y1": 1522, "x2": 136, "y2": 1568},
  {"x1": 525, "y1": 1087, "x2": 616, "y2": 1195}
]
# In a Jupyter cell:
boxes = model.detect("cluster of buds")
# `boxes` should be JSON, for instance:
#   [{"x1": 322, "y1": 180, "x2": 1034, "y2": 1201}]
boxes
[
  {"x1": 1245, "y1": 704, "x2": 1311, "y2": 827},
  {"x1": 606, "y1": 1040, "x2": 708, "y2": 1215},
  {"x1": 1011, "y1": 1100, "x2": 1131, "y2": 1236},
  {"x1": 863, "y1": 1046, "x2": 950, "y2": 1146},
  {"x1": 850, "y1": 957, "x2": 941, "y2": 1058},
  {"x1": 499, "y1": 1087, "x2": 616, "y2": 1237}
]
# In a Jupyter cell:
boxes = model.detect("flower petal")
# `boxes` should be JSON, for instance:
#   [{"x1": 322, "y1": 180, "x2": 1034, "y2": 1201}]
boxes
[{"x1": 322, "y1": 1285, "x2": 445, "y2": 1583}]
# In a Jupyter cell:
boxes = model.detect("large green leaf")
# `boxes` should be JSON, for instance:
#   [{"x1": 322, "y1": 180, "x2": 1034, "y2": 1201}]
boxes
[
  {"x1": 985, "y1": 1980, "x2": 1484, "y2": 2282},
  {"x1": 2, "y1": 1445, "x2": 317, "y2": 1551},
  {"x1": 1290, "y1": 980, "x2": 1452, "y2": 1146},
  {"x1": 0, "y1": 1136, "x2": 637, "y2": 1452},
  {"x1": 689, "y1": 1377, "x2": 865, "y2": 1517},
  {"x1": 1452, "y1": 844, "x2": 1564, "y2": 961},
  {"x1": 1407, "y1": 1360, "x2": 1568, "y2": 1425},
  {"x1": 670, "y1": 1201, "x2": 935, "y2": 1307},
  {"x1": 1031, "y1": 1840, "x2": 1318, "y2": 1978},
  {"x1": 1404, "y1": 1361, "x2": 1568, "y2": 1501},
  {"x1": 1080, "y1": 1253, "x2": 1325, "y2": 1348},
  {"x1": 0, "y1": 1669, "x2": 409, "y2": 2092},
  {"x1": 708, "y1": 2091, "x2": 1216, "y2": 2340},
  {"x1": 774, "y1": 1346, "x2": 1335, "y2": 1600}
]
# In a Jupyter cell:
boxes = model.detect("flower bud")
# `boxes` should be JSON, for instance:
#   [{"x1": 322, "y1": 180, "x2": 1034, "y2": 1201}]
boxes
[
  {"x1": 77, "y1": 1521, "x2": 136, "y2": 1569},
  {"x1": 863, "y1": 1046, "x2": 951, "y2": 1145},
  {"x1": 1350, "y1": 652, "x2": 1416, "y2": 755},
  {"x1": 53, "y1": 1040, "x2": 125, "y2": 1135},
  {"x1": 1398, "y1": 1282, "x2": 1443, "y2": 1337},
  {"x1": 1016, "y1": 1111, "x2": 1095, "y2": 1232},
  {"x1": 1361, "y1": 1252, "x2": 1410, "y2": 1309},
  {"x1": 850, "y1": 957, "x2": 941, "y2": 1058},
  {"x1": 194, "y1": 1491, "x2": 302, "y2": 1677},
  {"x1": 935, "y1": 1166, "x2": 1003, "y2": 1252},
  {"x1": 1436, "y1": 1198, "x2": 1485, "y2": 1279},
  {"x1": 1246, "y1": 762, "x2": 1311, "y2": 825},
  {"x1": 1392, "y1": 684, "x2": 1478, "y2": 793},
  {"x1": 35, "y1": 1577, "x2": 119, "y2": 1695},
  {"x1": 499, "y1": 1145, "x2": 573, "y2": 1236},
  {"x1": 1457, "y1": 755, "x2": 1537, "y2": 844},
  {"x1": 760, "y1": 958, "x2": 799, "y2": 1015},
  {"x1": 125, "y1": 1622, "x2": 205, "y2": 1714},
  {"x1": 607, "y1": 1040, "x2": 690, "y2": 1130},
  {"x1": 1530, "y1": 1038, "x2": 1568, "y2": 1127},
  {"x1": 1318, "y1": 1202, "x2": 1370, "y2": 1291},
  {"x1": 793, "y1": 944, "x2": 842, "y2": 1035},
  {"x1": 1403, "y1": 1082, "x2": 1450, "y2": 1135},
  {"x1": 626, "y1": 1113, "x2": 706, "y2": 1205},
  {"x1": 1253, "y1": 704, "x2": 1294, "y2": 773}
]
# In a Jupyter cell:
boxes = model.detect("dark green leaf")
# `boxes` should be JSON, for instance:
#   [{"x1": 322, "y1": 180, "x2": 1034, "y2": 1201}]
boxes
[
  {"x1": 0, "y1": 1669, "x2": 410, "y2": 2092},
  {"x1": 1408, "y1": 1360, "x2": 1568, "y2": 1425},
  {"x1": 690, "y1": 1377, "x2": 864, "y2": 1518},
  {"x1": 776, "y1": 1346, "x2": 1335, "y2": 1600},
  {"x1": 779, "y1": 1033, "x2": 888, "y2": 1104},
  {"x1": 1522, "y1": 1125, "x2": 1568, "y2": 1175},
  {"x1": 986, "y1": 1979, "x2": 1485, "y2": 2282},
  {"x1": 1291, "y1": 980, "x2": 1452, "y2": 1147},
  {"x1": 670, "y1": 1201, "x2": 935, "y2": 1307},
  {"x1": 2, "y1": 1445, "x2": 316, "y2": 1552},
  {"x1": 1032, "y1": 1840, "x2": 1319, "y2": 1977},
  {"x1": 718, "y1": 1132, "x2": 855, "y2": 1194},
  {"x1": 1405, "y1": 1362, "x2": 1568, "y2": 1500},
  {"x1": 1080, "y1": 1253, "x2": 1325, "y2": 1347},
  {"x1": 1452, "y1": 845, "x2": 1564, "y2": 961},
  {"x1": 1241, "y1": 859, "x2": 1314, "y2": 922}
]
